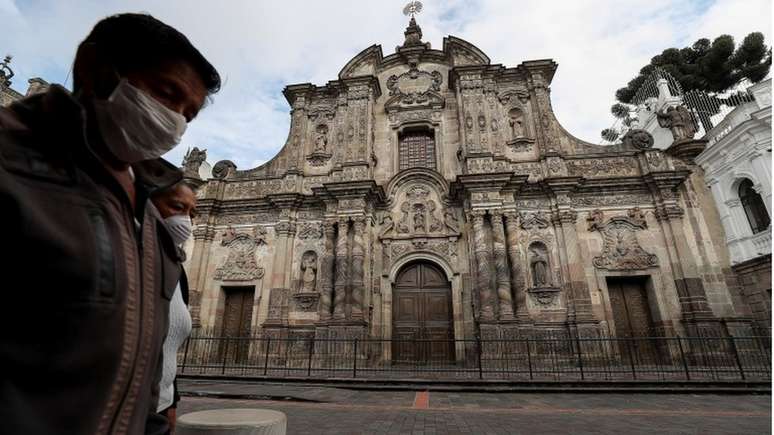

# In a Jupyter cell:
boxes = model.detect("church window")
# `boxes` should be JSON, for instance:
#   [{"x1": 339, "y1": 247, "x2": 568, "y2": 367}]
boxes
[
  {"x1": 399, "y1": 128, "x2": 436, "y2": 170},
  {"x1": 739, "y1": 179, "x2": 770, "y2": 234}
]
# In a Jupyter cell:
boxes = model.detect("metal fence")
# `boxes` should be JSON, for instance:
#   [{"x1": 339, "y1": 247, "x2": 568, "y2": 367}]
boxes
[{"x1": 177, "y1": 330, "x2": 771, "y2": 382}]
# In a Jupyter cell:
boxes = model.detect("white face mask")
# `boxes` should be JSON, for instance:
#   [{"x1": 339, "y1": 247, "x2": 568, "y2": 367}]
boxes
[
  {"x1": 164, "y1": 214, "x2": 192, "y2": 246},
  {"x1": 93, "y1": 78, "x2": 187, "y2": 163}
]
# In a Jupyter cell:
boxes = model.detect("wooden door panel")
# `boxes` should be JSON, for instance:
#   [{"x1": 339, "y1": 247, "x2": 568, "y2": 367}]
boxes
[{"x1": 393, "y1": 263, "x2": 454, "y2": 363}]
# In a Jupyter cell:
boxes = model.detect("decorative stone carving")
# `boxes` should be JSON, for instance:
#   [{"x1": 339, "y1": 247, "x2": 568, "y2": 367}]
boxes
[
  {"x1": 566, "y1": 157, "x2": 638, "y2": 177},
  {"x1": 491, "y1": 211, "x2": 514, "y2": 320},
  {"x1": 503, "y1": 212, "x2": 528, "y2": 319},
  {"x1": 520, "y1": 211, "x2": 550, "y2": 230},
  {"x1": 182, "y1": 147, "x2": 207, "y2": 178},
  {"x1": 307, "y1": 124, "x2": 332, "y2": 166},
  {"x1": 292, "y1": 292, "x2": 320, "y2": 311},
  {"x1": 528, "y1": 287, "x2": 561, "y2": 308},
  {"x1": 212, "y1": 160, "x2": 237, "y2": 179},
  {"x1": 350, "y1": 216, "x2": 367, "y2": 320},
  {"x1": 300, "y1": 251, "x2": 318, "y2": 293},
  {"x1": 470, "y1": 210, "x2": 495, "y2": 320},
  {"x1": 528, "y1": 242, "x2": 552, "y2": 287},
  {"x1": 443, "y1": 209, "x2": 460, "y2": 233},
  {"x1": 657, "y1": 105, "x2": 696, "y2": 143},
  {"x1": 318, "y1": 220, "x2": 336, "y2": 320},
  {"x1": 214, "y1": 226, "x2": 266, "y2": 281},
  {"x1": 587, "y1": 209, "x2": 658, "y2": 271},
  {"x1": 297, "y1": 223, "x2": 323, "y2": 240},
  {"x1": 621, "y1": 129, "x2": 655, "y2": 149},
  {"x1": 332, "y1": 217, "x2": 349, "y2": 320},
  {"x1": 385, "y1": 65, "x2": 443, "y2": 112}
]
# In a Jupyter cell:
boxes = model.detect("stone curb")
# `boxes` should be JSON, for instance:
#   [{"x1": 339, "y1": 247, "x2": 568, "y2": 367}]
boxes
[{"x1": 178, "y1": 375, "x2": 771, "y2": 395}]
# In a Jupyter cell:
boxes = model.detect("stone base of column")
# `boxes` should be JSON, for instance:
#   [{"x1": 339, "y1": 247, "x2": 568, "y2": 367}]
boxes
[{"x1": 260, "y1": 326, "x2": 289, "y2": 371}]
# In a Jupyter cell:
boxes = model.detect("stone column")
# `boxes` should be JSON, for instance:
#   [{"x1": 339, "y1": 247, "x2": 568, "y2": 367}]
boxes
[
  {"x1": 188, "y1": 226, "x2": 215, "y2": 327},
  {"x1": 471, "y1": 210, "x2": 495, "y2": 321},
  {"x1": 491, "y1": 210, "x2": 514, "y2": 320},
  {"x1": 349, "y1": 215, "x2": 366, "y2": 321},
  {"x1": 332, "y1": 217, "x2": 350, "y2": 320},
  {"x1": 504, "y1": 212, "x2": 528, "y2": 321},
  {"x1": 318, "y1": 219, "x2": 337, "y2": 321},
  {"x1": 554, "y1": 207, "x2": 594, "y2": 323},
  {"x1": 655, "y1": 188, "x2": 715, "y2": 327}
]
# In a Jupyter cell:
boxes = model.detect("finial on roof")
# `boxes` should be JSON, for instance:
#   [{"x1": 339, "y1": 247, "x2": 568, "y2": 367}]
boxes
[{"x1": 401, "y1": 1, "x2": 425, "y2": 48}]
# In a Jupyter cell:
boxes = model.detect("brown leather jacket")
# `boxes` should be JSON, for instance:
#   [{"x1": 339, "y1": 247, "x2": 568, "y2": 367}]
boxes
[{"x1": 0, "y1": 85, "x2": 182, "y2": 434}]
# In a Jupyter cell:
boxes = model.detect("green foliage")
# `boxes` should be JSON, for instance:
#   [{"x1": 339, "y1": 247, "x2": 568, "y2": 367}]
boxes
[
  {"x1": 615, "y1": 32, "x2": 772, "y2": 104},
  {"x1": 601, "y1": 128, "x2": 619, "y2": 142}
]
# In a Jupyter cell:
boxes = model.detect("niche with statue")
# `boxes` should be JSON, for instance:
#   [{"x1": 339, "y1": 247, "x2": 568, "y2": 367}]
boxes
[
  {"x1": 292, "y1": 250, "x2": 320, "y2": 311},
  {"x1": 526, "y1": 241, "x2": 561, "y2": 308},
  {"x1": 306, "y1": 124, "x2": 332, "y2": 167}
]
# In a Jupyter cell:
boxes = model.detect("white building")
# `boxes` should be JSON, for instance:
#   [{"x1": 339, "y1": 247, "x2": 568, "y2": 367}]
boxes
[{"x1": 696, "y1": 79, "x2": 771, "y2": 332}]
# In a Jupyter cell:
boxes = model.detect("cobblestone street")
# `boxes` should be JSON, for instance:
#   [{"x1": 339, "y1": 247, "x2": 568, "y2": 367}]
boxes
[{"x1": 177, "y1": 380, "x2": 771, "y2": 434}]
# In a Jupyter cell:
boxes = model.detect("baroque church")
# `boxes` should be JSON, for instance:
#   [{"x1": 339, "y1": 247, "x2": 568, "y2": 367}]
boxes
[{"x1": 181, "y1": 17, "x2": 755, "y2": 362}]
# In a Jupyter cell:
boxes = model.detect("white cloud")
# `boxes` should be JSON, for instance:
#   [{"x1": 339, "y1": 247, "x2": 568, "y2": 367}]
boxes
[{"x1": 3, "y1": 0, "x2": 771, "y2": 168}]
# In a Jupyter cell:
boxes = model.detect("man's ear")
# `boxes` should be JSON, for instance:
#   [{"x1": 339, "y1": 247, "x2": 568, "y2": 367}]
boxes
[{"x1": 73, "y1": 42, "x2": 118, "y2": 99}]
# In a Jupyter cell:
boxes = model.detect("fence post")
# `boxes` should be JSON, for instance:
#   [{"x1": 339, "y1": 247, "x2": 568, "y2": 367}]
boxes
[
  {"x1": 307, "y1": 337, "x2": 315, "y2": 377},
  {"x1": 676, "y1": 335, "x2": 690, "y2": 381},
  {"x1": 221, "y1": 337, "x2": 230, "y2": 375},
  {"x1": 352, "y1": 338, "x2": 359, "y2": 378},
  {"x1": 476, "y1": 335, "x2": 484, "y2": 380},
  {"x1": 625, "y1": 337, "x2": 637, "y2": 380},
  {"x1": 526, "y1": 337, "x2": 533, "y2": 380},
  {"x1": 575, "y1": 334, "x2": 585, "y2": 381},
  {"x1": 727, "y1": 335, "x2": 745, "y2": 381},
  {"x1": 181, "y1": 337, "x2": 191, "y2": 374},
  {"x1": 263, "y1": 337, "x2": 271, "y2": 376}
]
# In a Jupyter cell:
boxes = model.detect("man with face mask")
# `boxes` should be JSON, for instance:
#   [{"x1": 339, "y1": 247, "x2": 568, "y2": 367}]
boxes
[{"x1": 0, "y1": 13, "x2": 219, "y2": 434}]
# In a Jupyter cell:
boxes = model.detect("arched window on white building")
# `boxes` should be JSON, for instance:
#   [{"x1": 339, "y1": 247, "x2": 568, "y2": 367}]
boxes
[{"x1": 739, "y1": 178, "x2": 770, "y2": 234}]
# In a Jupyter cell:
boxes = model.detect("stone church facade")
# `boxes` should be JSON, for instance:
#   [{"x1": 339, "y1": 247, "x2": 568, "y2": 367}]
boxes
[{"x1": 183, "y1": 19, "x2": 754, "y2": 362}]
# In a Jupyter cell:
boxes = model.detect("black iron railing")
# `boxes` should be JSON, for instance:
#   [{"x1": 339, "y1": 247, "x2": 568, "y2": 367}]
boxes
[{"x1": 177, "y1": 330, "x2": 771, "y2": 382}]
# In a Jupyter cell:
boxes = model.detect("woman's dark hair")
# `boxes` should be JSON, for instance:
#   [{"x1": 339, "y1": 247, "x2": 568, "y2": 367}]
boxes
[{"x1": 73, "y1": 13, "x2": 220, "y2": 94}]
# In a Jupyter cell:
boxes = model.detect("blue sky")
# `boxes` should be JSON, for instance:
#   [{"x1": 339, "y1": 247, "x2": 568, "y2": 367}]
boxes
[{"x1": 1, "y1": 0, "x2": 770, "y2": 169}]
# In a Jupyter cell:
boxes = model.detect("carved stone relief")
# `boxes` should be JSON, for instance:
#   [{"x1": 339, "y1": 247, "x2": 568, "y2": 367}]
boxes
[
  {"x1": 297, "y1": 223, "x2": 323, "y2": 240},
  {"x1": 214, "y1": 226, "x2": 267, "y2": 281},
  {"x1": 587, "y1": 208, "x2": 658, "y2": 271}
]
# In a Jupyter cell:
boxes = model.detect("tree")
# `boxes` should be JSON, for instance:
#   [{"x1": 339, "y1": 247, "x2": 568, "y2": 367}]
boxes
[
  {"x1": 615, "y1": 32, "x2": 771, "y2": 104},
  {"x1": 603, "y1": 32, "x2": 771, "y2": 140}
]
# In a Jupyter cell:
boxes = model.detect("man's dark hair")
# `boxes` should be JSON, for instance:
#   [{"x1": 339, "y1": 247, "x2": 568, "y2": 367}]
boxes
[{"x1": 73, "y1": 13, "x2": 221, "y2": 94}]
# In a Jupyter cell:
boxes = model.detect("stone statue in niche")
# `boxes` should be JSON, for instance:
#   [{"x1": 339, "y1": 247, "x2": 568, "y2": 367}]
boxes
[
  {"x1": 300, "y1": 251, "x2": 318, "y2": 293},
  {"x1": 413, "y1": 203, "x2": 427, "y2": 233},
  {"x1": 397, "y1": 202, "x2": 411, "y2": 234},
  {"x1": 508, "y1": 108, "x2": 526, "y2": 138},
  {"x1": 491, "y1": 118, "x2": 499, "y2": 132},
  {"x1": 427, "y1": 201, "x2": 443, "y2": 233},
  {"x1": 529, "y1": 243, "x2": 550, "y2": 287},
  {"x1": 444, "y1": 209, "x2": 460, "y2": 233},
  {"x1": 314, "y1": 124, "x2": 328, "y2": 152},
  {"x1": 379, "y1": 214, "x2": 394, "y2": 237}
]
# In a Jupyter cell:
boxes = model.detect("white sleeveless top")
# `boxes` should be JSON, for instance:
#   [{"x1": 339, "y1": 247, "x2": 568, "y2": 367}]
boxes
[{"x1": 157, "y1": 283, "x2": 192, "y2": 411}]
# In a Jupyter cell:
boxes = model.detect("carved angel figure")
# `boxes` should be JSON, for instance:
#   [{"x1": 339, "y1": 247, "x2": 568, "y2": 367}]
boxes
[{"x1": 657, "y1": 105, "x2": 696, "y2": 142}]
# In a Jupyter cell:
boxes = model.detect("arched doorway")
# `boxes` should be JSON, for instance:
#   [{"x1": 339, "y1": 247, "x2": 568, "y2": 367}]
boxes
[{"x1": 392, "y1": 261, "x2": 454, "y2": 363}]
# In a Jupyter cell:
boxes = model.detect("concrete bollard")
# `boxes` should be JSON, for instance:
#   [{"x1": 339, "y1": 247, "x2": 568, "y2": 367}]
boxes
[{"x1": 176, "y1": 409, "x2": 287, "y2": 435}]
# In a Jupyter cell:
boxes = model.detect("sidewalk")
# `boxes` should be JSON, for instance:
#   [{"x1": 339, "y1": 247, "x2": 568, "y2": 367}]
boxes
[{"x1": 177, "y1": 379, "x2": 771, "y2": 435}]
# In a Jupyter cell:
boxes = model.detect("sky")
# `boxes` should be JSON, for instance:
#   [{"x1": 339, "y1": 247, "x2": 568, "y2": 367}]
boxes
[{"x1": 1, "y1": 0, "x2": 771, "y2": 169}]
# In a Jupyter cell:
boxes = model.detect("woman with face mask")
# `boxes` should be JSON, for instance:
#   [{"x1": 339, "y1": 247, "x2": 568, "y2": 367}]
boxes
[{"x1": 150, "y1": 180, "x2": 196, "y2": 433}]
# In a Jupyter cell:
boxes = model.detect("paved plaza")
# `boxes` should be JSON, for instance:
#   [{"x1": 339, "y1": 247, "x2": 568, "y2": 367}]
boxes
[{"x1": 177, "y1": 380, "x2": 771, "y2": 434}]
